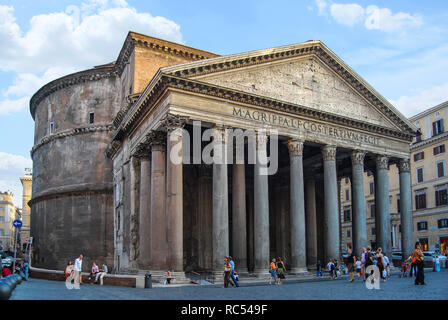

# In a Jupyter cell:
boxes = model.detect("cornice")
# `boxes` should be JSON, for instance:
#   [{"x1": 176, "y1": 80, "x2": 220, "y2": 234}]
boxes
[
  {"x1": 410, "y1": 131, "x2": 448, "y2": 150},
  {"x1": 113, "y1": 74, "x2": 415, "y2": 144},
  {"x1": 29, "y1": 65, "x2": 117, "y2": 120},
  {"x1": 31, "y1": 124, "x2": 114, "y2": 157},
  {"x1": 114, "y1": 31, "x2": 219, "y2": 76}
]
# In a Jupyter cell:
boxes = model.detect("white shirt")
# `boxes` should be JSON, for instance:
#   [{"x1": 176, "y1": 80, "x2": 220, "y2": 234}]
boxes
[
  {"x1": 383, "y1": 256, "x2": 390, "y2": 266},
  {"x1": 327, "y1": 262, "x2": 333, "y2": 271},
  {"x1": 74, "y1": 258, "x2": 82, "y2": 272},
  {"x1": 355, "y1": 261, "x2": 362, "y2": 269}
]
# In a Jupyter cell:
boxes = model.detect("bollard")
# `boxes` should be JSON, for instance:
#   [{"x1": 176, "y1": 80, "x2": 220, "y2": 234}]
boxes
[
  {"x1": 14, "y1": 274, "x2": 22, "y2": 285},
  {"x1": 0, "y1": 280, "x2": 11, "y2": 300},
  {"x1": 3, "y1": 276, "x2": 16, "y2": 290},
  {"x1": 144, "y1": 273, "x2": 152, "y2": 289}
]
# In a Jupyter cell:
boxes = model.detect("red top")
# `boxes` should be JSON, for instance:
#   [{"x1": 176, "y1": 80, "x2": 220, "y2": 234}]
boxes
[{"x1": 2, "y1": 267, "x2": 12, "y2": 277}]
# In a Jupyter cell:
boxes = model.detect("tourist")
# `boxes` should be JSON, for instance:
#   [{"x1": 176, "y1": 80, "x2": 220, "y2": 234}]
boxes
[
  {"x1": 88, "y1": 262, "x2": 99, "y2": 283},
  {"x1": 73, "y1": 254, "x2": 83, "y2": 285},
  {"x1": 316, "y1": 260, "x2": 323, "y2": 277},
  {"x1": 276, "y1": 257, "x2": 286, "y2": 285},
  {"x1": 360, "y1": 247, "x2": 367, "y2": 277},
  {"x1": 364, "y1": 247, "x2": 374, "y2": 282},
  {"x1": 346, "y1": 247, "x2": 356, "y2": 282},
  {"x1": 223, "y1": 257, "x2": 232, "y2": 288},
  {"x1": 327, "y1": 260, "x2": 334, "y2": 280},
  {"x1": 1, "y1": 265, "x2": 12, "y2": 277},
  {"x1": 333, "y1": 259, "x2": 339, "y2": 278},
  {"x1": 383, "y1": 253, "x2": 390, "y2": 277},
  {"x1": 355, "y1": 258, "x2": 362, "y2": 279},
  {"x1": 434, "y1": 256, "x2": 441, "y2": 272},
  {"x1": 408, "y1": 242, "x2": 425, "y2": 285},
  {"x1": 269, "y1": 258, "x2": 277, "y2": 285},
  {"x1": 22, "y1": 259, "x2": 29, "y2": 280},
  {"x1": 228, "y1": 256, "x2": 239, "y2": 287},
  {"x1": 65, "y1": 261, "x2": 74, "y2": 280},
  {"x1": 376, "y1": 248, "x2": 386, "y2": 283},
  {"x1": 94, "y1": 263, "x2": 108, "y2": 285}
]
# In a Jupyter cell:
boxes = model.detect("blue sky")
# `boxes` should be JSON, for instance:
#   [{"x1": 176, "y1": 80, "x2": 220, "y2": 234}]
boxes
[{"x1": 0, "y1": 0, "x2": 447, "y2": 206}]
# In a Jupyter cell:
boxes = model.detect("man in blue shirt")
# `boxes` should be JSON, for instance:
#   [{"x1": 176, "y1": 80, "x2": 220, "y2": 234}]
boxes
[{"x1": 228, "y1": 256, "x2": 239, "y2": 287}]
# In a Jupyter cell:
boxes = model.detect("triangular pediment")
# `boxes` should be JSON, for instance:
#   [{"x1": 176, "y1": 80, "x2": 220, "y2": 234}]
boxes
[
  {"x1": 161, "y1": 41, "x2": 416, "y2": 135},
  {"x1": 193, "y1": 56, "x2": 398, "y2": 129}
]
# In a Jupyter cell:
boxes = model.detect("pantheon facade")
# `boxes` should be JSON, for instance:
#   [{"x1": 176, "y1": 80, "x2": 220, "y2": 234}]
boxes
[{"x1": 30, "y1": 31, "x2": 416, "y2": 277}]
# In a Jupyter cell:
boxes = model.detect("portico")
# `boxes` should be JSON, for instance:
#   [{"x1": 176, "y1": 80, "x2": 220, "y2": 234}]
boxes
[{"x1": 106, "y1": 40, "x2": 416, "y2": 277}]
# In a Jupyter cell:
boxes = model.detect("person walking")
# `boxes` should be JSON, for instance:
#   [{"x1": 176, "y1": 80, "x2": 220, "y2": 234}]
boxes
[
  {"x1": 383, "y1": 253, "x2": 390, "y2": 278},
  {"x1": 276, "y1": 257, "x2": 286, "y2": 285},
  {"x1": 408, "y1": 242, "x2": 425, "y2": 285},
  {"x1": 22, "y1": 259, "x2": 29, "y2": 281},
  {"x1": 360, "y1": 247, "x2": 367, "y2": 277},
  {"x1": 228, "y1": 256, "x2": 239, "y2": 287},
  {"x1": 364, "y1": 247, "x2": 374, "y2": 282},
  {"x1": 94, "y1": 263, "x2": 108, "y2": 285},
  {"x1": 73, "y1": 254, "x2": 83, "y2": 285},
  {"x1": 333, "y1": 259, "x2": 339, "y2": 278},
  {"x1": 316, "y1": 260, "x2": 323, "y2": 277},
  {"x1": 376, "y1": 248, "x2": 386, "y2": 283},
  {"x1": 355, "y1": 258, "x2": 362, "y2": 279},
  {"x1": 223, "y1": 257, "x2": 232, "y2": 288},
  {"x1": 269, "y1": 258, "x2": 277, "y2": 285},
  {"x1": 346, "y1": 248, "x2": 356, "y2": 282},
  {"x1": 327, "y1": 260, "x2": 334, "y2": 280},
  {"x1": 434, "y1": 256, "x2": 441, "y2": 272}
]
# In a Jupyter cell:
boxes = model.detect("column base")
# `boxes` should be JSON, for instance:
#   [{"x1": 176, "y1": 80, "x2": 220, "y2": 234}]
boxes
[
  {"x1": 289, "y1": 267, "x2": 309, "y2": 275},
  {"x1": 252, "y1": 268, "x2": 270, "y2": 279}
]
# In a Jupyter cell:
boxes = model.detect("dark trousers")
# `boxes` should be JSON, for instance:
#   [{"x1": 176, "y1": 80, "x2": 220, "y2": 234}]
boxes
[
  {"x1": 224, "y1": 271, "x2": 231, "y2": 288},
  {"x1": 415, "y1": 260, "x2": 425, "y2": 285},
  {"x1": 409, "y1": 263, "x2": 417, "y2": 277}
]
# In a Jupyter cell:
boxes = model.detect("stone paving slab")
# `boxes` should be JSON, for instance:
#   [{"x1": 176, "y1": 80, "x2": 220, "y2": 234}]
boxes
[{"x1": 9, "y1": 269, "x2": 448, "y2": 300}]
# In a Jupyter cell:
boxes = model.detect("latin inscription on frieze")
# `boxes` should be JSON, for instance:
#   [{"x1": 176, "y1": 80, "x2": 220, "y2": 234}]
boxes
[{"x1": 232, "y1": 107, "x2": 380, "y2": 146}]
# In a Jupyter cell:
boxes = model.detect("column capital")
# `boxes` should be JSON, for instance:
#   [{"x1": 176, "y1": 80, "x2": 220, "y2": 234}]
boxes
[
  {"x1": 321, "y1": 145, "x2": 337, "y2": 161},
  {"x1": 212, "y1": 124, "x2": 229, "y2": 143},
  {"x1": 351, "y1": 150, "x2": 366, "y2": 165},
  {"x1": 287, "y1": 139, "x2": 304, "y2": 156},
  {"x1": 398, "y1": 158, "x2": 411, "y2": 173},
  {"x1": 375, "y1": 155, "x2": 389, "y2": 170},
  {"x1": 133, "y1": 141, "x2": 151, "y2": 158},
  {"x1": 146, "y1": 131, "x2": 166, "y2": 151},
  {"x1": 161, "y1": 114, "x2": 189, "y2": 132}
]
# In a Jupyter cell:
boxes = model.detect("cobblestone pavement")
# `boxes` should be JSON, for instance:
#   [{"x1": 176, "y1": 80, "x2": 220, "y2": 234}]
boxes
[{"x1": 10, "y1": 269, "x2": 448, "y2": 300}]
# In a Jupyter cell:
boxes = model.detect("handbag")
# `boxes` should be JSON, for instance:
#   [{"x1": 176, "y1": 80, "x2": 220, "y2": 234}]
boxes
[{"x1": 382, "y1": 269, "x2": 387, "y2": 278}]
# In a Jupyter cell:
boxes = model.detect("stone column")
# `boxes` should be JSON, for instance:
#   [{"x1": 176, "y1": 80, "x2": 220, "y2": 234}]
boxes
[
  {"x1": 305, "y1": 178, "x2": 317, "y2": 268},
  {"x1": 321, "y1": 145, "x2": 340, "y2": 261},
  {"x1": 232, "y1": 160, "x2": 248, "y2": 273},
  {"x1": 149, "y1": 131, "x2": 167, "y2": 270},
  {"x1": 129, "y1": 155, "x2": 140, "y2": 270},
  {"x1": 212, "y1": 126, "x2": 229, "y2": 273},
  {"x1": 288, "y1": 139, "x2": 307, "y2": 273},
  {"x1": 137, "y1": 143, "x2": 151, "y2": 269},
  {"x1": 351, "y1": 150, "x2": 367, "y2": 257},
  {"x1": 375, "y1": 155, "x2": 391, "y2": 255},
  {"x1": 164, "y1": 115, "x2": 187, "y2": 271},
  {"x1": 399, "y1": 159, "x2": 413, "y2": 259},
  {"x1": 254, "y1": 132, "x2": 270, "y2": 274},
  {"x1": 198, "y1": 165, "x2": 213, "y2": 270}
]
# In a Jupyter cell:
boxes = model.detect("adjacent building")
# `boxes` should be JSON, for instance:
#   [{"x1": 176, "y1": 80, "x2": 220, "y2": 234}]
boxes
[
  {"x1": 0, "y1": 191, "x2": 21, "y2": 251},
  {"x1": 341, "y1": 101, "x2": 448, "y2": 256},
  {"x1": 20, "y1": 173, "x2": 33, "y2": 247}
]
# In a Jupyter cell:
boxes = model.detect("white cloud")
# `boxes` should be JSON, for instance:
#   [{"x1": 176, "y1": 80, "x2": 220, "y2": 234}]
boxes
[
  {"x1": 0, "y1": 152, "x2": 32, "y2": 207},
  {"x1": 330, "y1": 3, "x2": 365, "y2": 27},
  {"x1": 389, "y1": 82, "x2": 448, "y2": 118},
  {"x1": 316, "y1": 1, "x2": 423, "y2": 33},
  {"x1": 0, "y1": 0, "x2": 183, "y2": 116},
  {"x1": 0, "y1": 1, "x2": 183, "y2": 73},
  {"x1": 315, "y1": 0, "x2": 327, "y2": 16},
  {"x1": 0, "y1": 97, "x2": 29, "y2": 115},
  {"x1": 365, "y1": 5, "x2": 423, "y2": 32}
]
